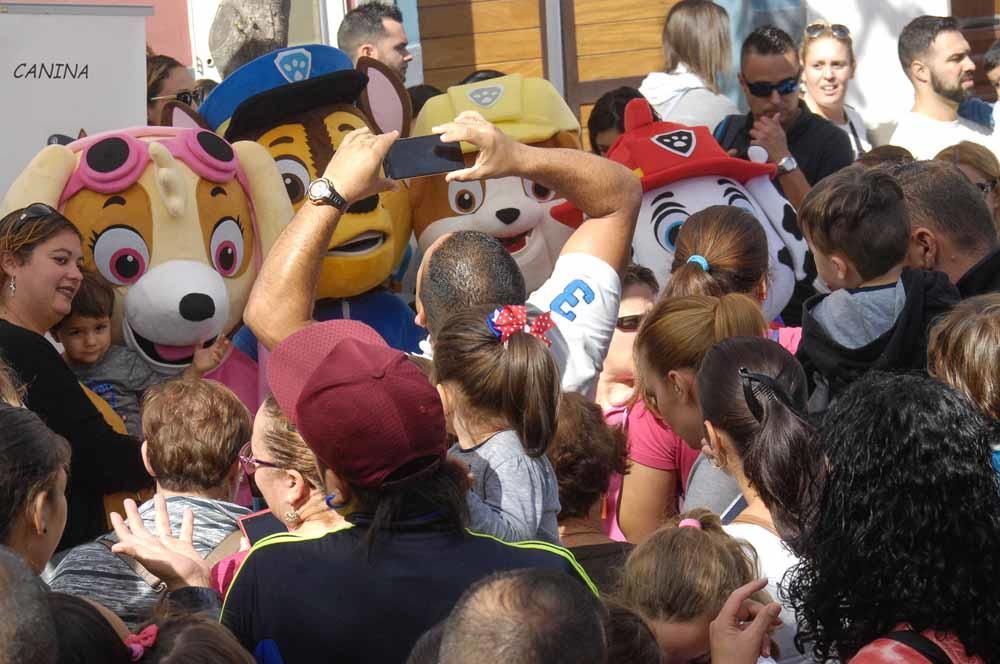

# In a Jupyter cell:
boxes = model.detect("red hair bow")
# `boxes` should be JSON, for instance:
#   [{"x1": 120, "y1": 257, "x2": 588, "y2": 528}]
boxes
[
  {"x1": 488, "y1": 305, "x2": 555, "y2": 347},
  {"x1": 126, "y1": 624, "x2": 159, "y2": 661}
]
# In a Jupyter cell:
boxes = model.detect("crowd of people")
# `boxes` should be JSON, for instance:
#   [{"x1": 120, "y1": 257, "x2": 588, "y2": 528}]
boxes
[{"x1": 1, "y1": 1, "x2": 1000, "y2": 663}]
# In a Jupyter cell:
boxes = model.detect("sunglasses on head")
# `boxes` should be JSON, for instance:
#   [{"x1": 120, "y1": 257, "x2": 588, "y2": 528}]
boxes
[
  {"x1": 17, "y1": 202, "x2": 58, "y2": 224},
  {"x1": 745, "y1": 76, "x2": 800, "y2": 98},
  {"x1": 805, "y1": 22, "x2": 851, "y2": 40},
  {"x1": 616, "y1": 314, "x2": 645, "y2": 331},
  {"x1": 149, "y1": 88, "x2": 205, "y2": 107}
]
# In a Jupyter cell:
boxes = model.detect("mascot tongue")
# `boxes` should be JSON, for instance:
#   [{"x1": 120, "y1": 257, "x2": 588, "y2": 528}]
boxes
[{"x1": 153, "y1": 343, "x2": 196, "y2": 361}]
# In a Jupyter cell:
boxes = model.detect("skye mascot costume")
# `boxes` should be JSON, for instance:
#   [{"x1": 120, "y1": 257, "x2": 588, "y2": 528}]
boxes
[
  {"x1": 196, "y1": 45, "x2": 423, "y2": 352},
  {"x1": 557, "y1": 98, "x2": 813, "y2": 322},
  {"x1": 2, "y1": 127, "x2": 292, "y2": 411},
  {"x1": 410, "y1": 74, "x2": 585, "y2": 292}
]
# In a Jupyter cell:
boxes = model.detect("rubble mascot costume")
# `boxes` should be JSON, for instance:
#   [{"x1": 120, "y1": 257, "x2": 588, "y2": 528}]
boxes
[{"x1": 409, "y1": 74, "x2": 584, "y2": 293}]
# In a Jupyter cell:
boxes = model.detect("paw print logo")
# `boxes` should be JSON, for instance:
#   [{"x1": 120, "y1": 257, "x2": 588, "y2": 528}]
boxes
[
  {"x1": 273, "y1": 48, "x2": 313, "y2": 83},
  {"x1": 468, "y1": 85, "x2": 504, "y2": 108},
  {"x1": 652, "y1": 130, "x2": 696, "y2": 158}
]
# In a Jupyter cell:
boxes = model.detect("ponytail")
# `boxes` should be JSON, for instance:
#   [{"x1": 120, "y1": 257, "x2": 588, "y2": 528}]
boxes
[
  {"x1": 433, "y1": 305, "x2": 560, "y2": 456},
  {"x1": 666, "y1": 205, "x2": 769, "y2": 299}
]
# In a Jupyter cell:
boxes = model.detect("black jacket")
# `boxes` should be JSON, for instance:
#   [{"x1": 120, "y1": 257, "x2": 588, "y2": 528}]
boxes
[
  {"x1": 796, "y1": 268, "x2": 959, "y2": 411},
  {"x1": 956, "y1": 248, "x2": 1000, "y2": 299}
]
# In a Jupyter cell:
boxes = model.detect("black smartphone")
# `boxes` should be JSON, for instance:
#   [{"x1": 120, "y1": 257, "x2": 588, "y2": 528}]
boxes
[
  {"x1": 383, "y1": 135, "x2": 465, "y2": 180},
  {"x1": 237, "y1": 509, "x2": 286, "y2": 545}
]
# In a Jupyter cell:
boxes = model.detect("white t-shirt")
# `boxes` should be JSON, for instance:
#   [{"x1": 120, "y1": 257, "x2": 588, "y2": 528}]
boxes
[
  {"x1": 839, "y1": 105, "x2": 872, "y2": 159},
  {"x1": 889, "y1": 111, "x2": 996, "y2": 159},
  {"x1": 724, "y1": 522, "x2": 806, "y2": 664},
  {"x1": 526, "y1": 252, "x2": 621, "y2": 397},
  {"x1": 418, "y1": 252, "x2": 621, "y2": 398}
]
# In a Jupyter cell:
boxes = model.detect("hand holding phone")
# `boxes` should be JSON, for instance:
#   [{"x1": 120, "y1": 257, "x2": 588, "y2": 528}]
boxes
[{"x1": 383, "y1": 135, "x2": 466, "y2": 180}]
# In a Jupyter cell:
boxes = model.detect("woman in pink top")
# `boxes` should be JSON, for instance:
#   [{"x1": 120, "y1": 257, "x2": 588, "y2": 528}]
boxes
[{"x1": 617, "y1": 206, "x2": 802, "y2": 543}]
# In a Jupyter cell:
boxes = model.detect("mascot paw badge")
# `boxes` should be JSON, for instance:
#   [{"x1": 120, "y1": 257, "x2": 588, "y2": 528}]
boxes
[
  {"x1": 1, "y1": 127, "x2": 292, "y2": 409},
  {"x1": 196, "y1": 45, "x2": 423, "y2": 352},
  {"x1": 410, "y1": 74, "x2": 584, "y2": 293},
  {"x1": 556, "y1": 99, "x2": 812, "y2": 323}
]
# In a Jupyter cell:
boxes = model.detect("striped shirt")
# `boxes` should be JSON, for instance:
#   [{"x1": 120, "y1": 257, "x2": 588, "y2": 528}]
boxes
[{"x1": 47, "y1": 495, "x2": 249, "y2": 628}]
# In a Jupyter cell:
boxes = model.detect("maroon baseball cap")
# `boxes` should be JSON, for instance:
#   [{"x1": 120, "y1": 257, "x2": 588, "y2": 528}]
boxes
[{"x1": 267, "y1": 321, "x2": 447, "y2": 489}]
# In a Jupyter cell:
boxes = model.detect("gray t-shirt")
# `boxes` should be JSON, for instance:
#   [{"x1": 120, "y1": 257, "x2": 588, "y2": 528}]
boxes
[
  {"x1": 68, "y1": 344, "x2": 164, "y2": 437},
  {"x1": 683, "y1": 453, "x2": 742, "y2": 515},
  {"x1": 811, "y1": 280, "x2": 904, "y2": 350},
  {"x1": 449, "y1": 430, "x2": 561, "y2": 545}
]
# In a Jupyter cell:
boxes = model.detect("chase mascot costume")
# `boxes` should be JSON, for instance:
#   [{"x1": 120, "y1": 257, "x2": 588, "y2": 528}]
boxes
[
  {"x1": 196, "y1": 45, "x2": 423, "y2": 352},
  {"x1": 555, "y1": 99, "x2": 812, "y2": 323},
  {"x1": 410, "y1": 74, "x2": 584, "y2": 293},
  {"x1": 1, "y1": 127, "x2": 293, "y2": 410}
]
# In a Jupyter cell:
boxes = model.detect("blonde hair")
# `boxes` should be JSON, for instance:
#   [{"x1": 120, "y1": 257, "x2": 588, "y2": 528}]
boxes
[
  {"x1": 618, "y1": 509, "x2": 760, "y2": 622},
  {"x1": 800, "y1": 21, "x2": 856, "y2": 67},
  {"x1": 259, "y1": 395, "x2": 324, "y2": 490},
  {"x1": 928, "y1": 294, "x2": 1000, "y2": 420},
  {"x1": 662, "y1": 0, "x2": 732, "y2": 92},
  {"x1": 934, "y1": 141, "x2": 1000, "y2": 232}
]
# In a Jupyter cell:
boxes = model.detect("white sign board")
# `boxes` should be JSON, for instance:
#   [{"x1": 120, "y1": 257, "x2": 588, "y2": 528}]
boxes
[{"x1": 0, "y1": 3, "x2": 151, "y2": 195}]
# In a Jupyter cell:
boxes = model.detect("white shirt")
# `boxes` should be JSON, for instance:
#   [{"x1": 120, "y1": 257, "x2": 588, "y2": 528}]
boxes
[
  {"x1": 724, "y1": 522, "x2": 806, "y2": 664},
  {"x1": 889, "y1": 111, "x2": 996, "y2": 159}
]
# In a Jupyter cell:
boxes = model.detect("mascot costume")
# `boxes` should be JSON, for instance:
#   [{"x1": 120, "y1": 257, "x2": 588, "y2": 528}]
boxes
[
  {"x1": 410, "y1": 74, "x2": 584, "y2": 293},
  {"x1": 557, "y1": 99, "x2": 812, "y2": 322},
  {"x1": 195, "y1": 45, "x2": 423, "y2": 352},
  {"x1": 1, "y1": 127, "x2": 293, "y2": 411}
]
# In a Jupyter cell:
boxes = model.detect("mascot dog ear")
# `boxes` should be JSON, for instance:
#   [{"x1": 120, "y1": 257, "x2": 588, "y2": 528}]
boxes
[
  {"x1": 232, "y1": 139, "x2": 294, "y2": 254},
  {"x1": 159, "y1": 101, "x2": 212, "y2": 130},
  {"x1": 1, "y1": 144, "x2": 78, "y2": 214},
  {"x1": 357, "y1": 57, "x2": 413, "y2": 138}
]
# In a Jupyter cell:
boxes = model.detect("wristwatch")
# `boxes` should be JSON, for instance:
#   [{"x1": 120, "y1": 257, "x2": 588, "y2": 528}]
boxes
[
  {"x1": 775, "y1": 155, "x2": 798, "y2": 176},
  {"x1": 306, "y1": 177, "x2": 349, "y2": 211}
]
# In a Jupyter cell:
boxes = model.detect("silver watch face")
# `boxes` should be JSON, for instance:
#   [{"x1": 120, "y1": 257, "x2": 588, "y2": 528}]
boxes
[
  {"x1": 778, "y1": 156, "x2": 798, "y2": 172},
  {"x1": 308, "y1": 178, "x2": 333, "y2": 201}
]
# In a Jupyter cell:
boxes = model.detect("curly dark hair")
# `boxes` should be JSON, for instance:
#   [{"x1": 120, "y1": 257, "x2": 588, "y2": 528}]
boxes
[
  {"x1": 785, "y1": 372, "x2": 1000, "y2": 662},
  {"x1": 546, "y1": 392, "x2": 628, "y2": 520}
]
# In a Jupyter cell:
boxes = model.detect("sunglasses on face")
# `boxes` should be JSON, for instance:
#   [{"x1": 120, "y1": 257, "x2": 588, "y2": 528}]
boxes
[
  {"x1": 148, "y1": 88, "x2": 205, "y2": 107},
  {"x1": 616, "y1": 314, "x2": 646, "y2": 331},
  {"x1": 975, "y1": 179, "x2": 998, "y2": 196},
  {"x1": 745, "y1": 76, "x2": 800, "y2": 98},
  {"x1": 238, "y1": 441, "x2": 281, "y2": 476},
  {"x1": 805, "y1": 22, "x2": 851, "y2": 40}
]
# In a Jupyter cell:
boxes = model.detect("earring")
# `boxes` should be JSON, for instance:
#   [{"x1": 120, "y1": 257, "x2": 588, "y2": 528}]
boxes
[
  {"x1": 7, "y1": 276, "x2": 14, "y2": 296},
  {"x1": 283, "y1": 509, "x2": 300, "y2": 524}
]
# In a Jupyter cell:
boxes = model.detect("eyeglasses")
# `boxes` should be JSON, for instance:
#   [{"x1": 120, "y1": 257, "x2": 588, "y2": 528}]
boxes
[
  {"x1": 975, "y1": 179, "x2": 998, "y2": 197},
  {"x1": 238, "y1": 441, "x2": 281, "y2": 475},
  {"x1": 148, "y1": 88, "x2": 205, "y2": 107},
  {"x1": 745, "y1": 76, "x2": 800, "y2": 98},
  {"x1": 616, "y1": 314, "x2": 646, "y2": 331},
  {"x1": 805, "y1": 22, "x2": 851, "y2": 40}
]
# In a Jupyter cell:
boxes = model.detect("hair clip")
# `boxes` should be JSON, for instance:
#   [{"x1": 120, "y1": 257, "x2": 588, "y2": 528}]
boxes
[
  {"x1": 687, "y1": 255, "x2": 710, "y2": 271},
  {"x1": 738, "y1": 367, "x2": 804, "y2": 422},
  {"x1": 488, "y1": 305, "x2": 554, "y2": 347},
  {"x1": 678, "y1": 518, "x2": 702, "y2": 530},
  {"x1": 126, "y1": 624, "x2": 159, "y2": 661}
]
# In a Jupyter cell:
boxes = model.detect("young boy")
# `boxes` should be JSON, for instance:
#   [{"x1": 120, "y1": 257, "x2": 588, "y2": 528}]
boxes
[
  {"x1": 795, "y1": 165, "x2": 959, "y2": 411},
  {"x1": 52, "y1": 271, "x2": 227, "y2": 437}
]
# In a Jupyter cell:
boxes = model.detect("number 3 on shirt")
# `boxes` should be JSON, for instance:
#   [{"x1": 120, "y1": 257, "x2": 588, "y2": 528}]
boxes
[{"x1": 549, "y1": 279, "x2": 595, "y2": 321}]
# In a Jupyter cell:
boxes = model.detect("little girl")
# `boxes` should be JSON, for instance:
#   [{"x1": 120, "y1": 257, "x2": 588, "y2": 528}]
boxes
[{"x1": 433, "y1": 304, "x2": 561, "y2": 544}]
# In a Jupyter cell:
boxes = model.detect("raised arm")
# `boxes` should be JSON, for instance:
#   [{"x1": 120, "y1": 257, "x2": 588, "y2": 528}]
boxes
[
  {"x1": 434, "y1": 112, "x2": 642, "y2": 273},
  {"x1": 244, "y1": 129, "x2": 398, "y2": 350}
]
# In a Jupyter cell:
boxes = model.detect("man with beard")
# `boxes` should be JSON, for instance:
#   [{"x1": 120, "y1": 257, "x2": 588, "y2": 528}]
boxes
[
  {"x1": 890, "y1": 15, "x2": 995, "y2": 159},
  {"x1": 337, "y1": 2, "x2": 412, "y2": 82},
  {"x1": 715, "y1": 25, "x2": 853, "y2": 209}
]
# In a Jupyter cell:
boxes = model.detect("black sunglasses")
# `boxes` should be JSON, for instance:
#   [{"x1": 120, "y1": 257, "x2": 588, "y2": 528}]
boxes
[
  {"x1": 17, "y1": 202, "x2": 58, "y2": 224},
  {"x1": 805, "y1": 22, "x2": 851, "y2": 40},
  {"x1": 616, "y1": 314, "x2": 645, "y2": 331},
  {"x1": 975, "y1": 179, "x2": 998, "y2": 196},
  {"x1": 149, "y1": 88, "x2": 205, "y2": 107},
  {"x1": 745, "y1": 76, "x2": 800, "y2": 98}
]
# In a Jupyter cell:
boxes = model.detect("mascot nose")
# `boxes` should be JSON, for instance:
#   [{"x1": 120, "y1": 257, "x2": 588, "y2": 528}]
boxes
[
  {"x1": 179, "y1": 293, "x2": 216, "y2": 322},
  {"x1": 496, "y1": 208, "x2": 521, "y2": 225}
]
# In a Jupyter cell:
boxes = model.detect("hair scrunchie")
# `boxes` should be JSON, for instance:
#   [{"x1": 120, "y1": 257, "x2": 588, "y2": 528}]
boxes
[{"x1": 687, "y1": 255, "x2": 710, "y2": 272}]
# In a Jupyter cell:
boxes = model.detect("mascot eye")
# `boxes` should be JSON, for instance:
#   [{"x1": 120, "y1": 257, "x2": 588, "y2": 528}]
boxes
[
  {"x1": 275, "y1": 156, "x2": 310, "y2": 204},
  {"x1": 91, "y1": 226, "x2": 149, "y2": 286},
  {"x1": 521, "y1": 179, "x2": 556, "y2": 202},
  {"x1": 210, "y1": 217, "x2": 245, "y2": 277},
  {"x1": 653, "y1": 213, "x2": 688, "y2": 252},
  {"x1": 448, "y1": 180, "x2": 484, "y2": 215}
]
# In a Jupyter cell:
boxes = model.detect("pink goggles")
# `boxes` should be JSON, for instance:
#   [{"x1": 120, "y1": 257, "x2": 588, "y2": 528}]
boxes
[{"x1": 60, "y1": 128, "x2": 251, "y2": 207}]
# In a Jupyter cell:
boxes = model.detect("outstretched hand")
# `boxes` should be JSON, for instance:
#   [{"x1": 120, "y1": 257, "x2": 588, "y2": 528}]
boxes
[
  {"x1": 110, "y1": 494, "x2": 211, "y2": 591},
  {"x1": 432, "y1": 111, "x2": 524, "y2": 182},
  {"x1": 710, "y1": 578, "x2": 783, "y2": 664},
  {"x1": 321, "y1": 127, "x2": 399, "y2": 204},
  {"x1": 189, "y1": 336, "x2": 230, "y2": 376}
]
